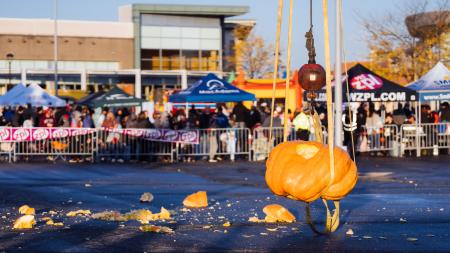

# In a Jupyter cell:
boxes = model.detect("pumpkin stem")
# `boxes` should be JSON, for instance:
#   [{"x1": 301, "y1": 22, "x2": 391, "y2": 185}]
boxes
[{"x1": 305, "y1": 200, "x2": 340, "y2": 234}]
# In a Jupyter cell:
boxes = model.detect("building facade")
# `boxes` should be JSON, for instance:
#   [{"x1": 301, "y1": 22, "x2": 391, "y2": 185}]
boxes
[
  {"x1": 405, "y1": 10, "x2": 450, "y2": 65},
  {"x1": 0, "y1": 4, "x2": 253, "y2": 103}
]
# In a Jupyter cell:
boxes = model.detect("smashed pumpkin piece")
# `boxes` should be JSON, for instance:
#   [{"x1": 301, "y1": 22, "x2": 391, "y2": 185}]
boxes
[
  {"x1": 66, "y1": 210, "x2": 91, "y2": 217},
  {"x1": 263, "y1": 204, "x2": 296, "y2": 223},
  {"x1": 45, "y1": 219, "x2": 64, "y2": 226},
  {"x1": 248, "y1": 217, "x2": 265, "y2": 223},
  {"x1": 92, "y1": 207, "x2": 172, "y2": 224},
  {"x1": 125, "y1": 209, "x2": 153, "y2": 224},
  {"x1": 91, "y1": 211, "x2": 127, "y2": 222},
  {"x1": 183, "y1": 191, "x2": 208, "y2": 208},
  {"x1": 13, "y1": 215, "x2": 36, "y2": 229},
  {"x1": 140, "y1": 192, "x2": 154, "y2": 203},
  {"x1": 18, "y1": 205, "x2": 35, "y2": 215},
  {"x1": 140, "y1": 225, "x2": 174, "y2": 234},
  {"x1": 155, "y1": 207, "x2": 171, "y2": 220}
]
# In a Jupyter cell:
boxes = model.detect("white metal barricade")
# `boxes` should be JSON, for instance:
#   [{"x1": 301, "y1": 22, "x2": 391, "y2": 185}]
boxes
[
  {"x1": 1, "y1": 123, "x2": 450, "y2": 163},
  {"x1": 356, "y1": 125, "x2": 399, "y2": 155},
  {"x1": 11, "y1": 128, "x2": 96, "y2": 162},
  {"x1": 251, "y1": 127, "x2": 294, "y2": 161},
  {"x1": 400, "y1": 123, "x2": 450, "y2": 157},
  {"x1": 177, "y1": 128, "x2": 251, "y2": 161},
  {"x1": 95, "y1": 128, "x2": 175, "y2": 162}
]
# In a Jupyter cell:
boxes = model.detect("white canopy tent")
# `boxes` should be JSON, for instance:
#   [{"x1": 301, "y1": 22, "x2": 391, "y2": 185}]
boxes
[
  {"x1": 7, "y1": 83, "x2": 66, "y2": 107},
  {"x1": 407, "y1": 61, "x2": 450, "y2": 101},
  {"x1": 0, "y1": 83, "x2": 27, "y2": 106}
]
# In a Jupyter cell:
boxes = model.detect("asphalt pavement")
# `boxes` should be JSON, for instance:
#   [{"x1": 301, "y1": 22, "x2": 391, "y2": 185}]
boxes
[{"x1": 0, "y1": 155, "x2": 449, "y2": 252}]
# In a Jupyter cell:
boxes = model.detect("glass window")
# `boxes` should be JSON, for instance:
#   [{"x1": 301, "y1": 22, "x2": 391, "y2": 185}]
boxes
[
  {"x1": 141, "y1": 26, "x2": 161, "y2": 38},
  {"x1": 141, "y1": 49, "x2": 160, "y2": 60},
  {"x1": 181, "y1": 38, "x2": 200, "y2": 50},
  {"x1": 161, "y1": 50, "x2": 180, "y2": 70},
  {"x1": 181, "y1": 50, "x2": 200, "y2": 71},
  {"x1": 141, "y1": 60, "x2": 153, "y2": 70},
  {"x1": 200, "y1": 28, "x2": 220, "y2": 39},
  {"x1": 181, "y1": 27, "x2": 200, "y2": 38},
  {"x1": 161, "y1": 27, "x2": 181, "y2": 38},
  {"x1": 160, "y1": 38, "x2": 181, "y2": 49},
  {"x1": 142, "y1": 37, "x2": 161, "y2": 49},
  {"x1": 200, "y1": 39, "x2": 221, "y2": 50},
  {"x1": 201, "y1": 51, "x2": 219, "y2": 71}
]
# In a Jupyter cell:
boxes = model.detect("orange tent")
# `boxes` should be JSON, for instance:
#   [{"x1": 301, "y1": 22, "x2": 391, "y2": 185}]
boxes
[{"x1": 233, "y1": 70, "x2": 303, "y2": 112}]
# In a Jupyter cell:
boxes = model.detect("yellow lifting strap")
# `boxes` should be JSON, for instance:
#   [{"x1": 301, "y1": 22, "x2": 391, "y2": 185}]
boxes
[{"x1": 306, "y1": 200, "x2": 340, "y2": 234}]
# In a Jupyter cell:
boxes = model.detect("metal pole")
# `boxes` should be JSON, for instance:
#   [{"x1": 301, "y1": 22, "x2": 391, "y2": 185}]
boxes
[
  {"x1": 8, "y1": 60, "x2": 11, "y2": 88},
  {"x1": 53, "y1": 0, "x2": 58, "y2": 96},
  {"x1": 334, "y1": 0, "x2": 343, "y2": 148}
]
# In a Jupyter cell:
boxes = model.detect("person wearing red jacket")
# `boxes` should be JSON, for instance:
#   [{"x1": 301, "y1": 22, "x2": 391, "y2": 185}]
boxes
[{"x1": 38, "y1": 109, "x2": 55, "y2": 127}]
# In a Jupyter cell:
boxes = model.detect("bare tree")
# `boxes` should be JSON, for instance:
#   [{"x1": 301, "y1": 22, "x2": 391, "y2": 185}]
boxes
[{"x1": 360, "y1": 0, "x2": 449, "y2": 83}]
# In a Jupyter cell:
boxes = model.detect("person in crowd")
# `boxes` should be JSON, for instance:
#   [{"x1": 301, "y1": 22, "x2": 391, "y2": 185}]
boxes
[
  {"x1": 170, "y1": 109, "x2": 187, "y2": 130},
  {"x1": 403, "y1": 102, "x2": 414, "y2": 118},
  {"x1": 58, "y1": 114, "x2": 70, "y2": 127},
  {"x1": 82, "y1": 108, "x2": 94, "y2": 128},
  {"x1": 159, "y1": 111, "x2": 170, "y2": 129},
  {"x1": 420, "y1": 105, "x2": 433, "y2": 123},
  {"x1": 136, "y1": 111, "x2": 153, "y2": 129},
  {"x1": 220, "y1": 103, "x2": 230, "y2": 118},
  {"x1": 12, "y1": 106, "x2": 25, "y2": 127},
  {"x1": 92, "y1": 108, "x2": 104, "y2": 128},
  {"x1": 153, "y1": 112, "x2": 163, "y2": 128},
  {"x1": 393, "y1": 103, "x2": 407, "y2": 125},
  {"x1": 102, "y1": 112, "x2": 117, "y2": 129},
  {"x1": 440, "y1": 102, "x2": 450, "y2": 122},
  {"x1": 3, "y1": 107, "x2": 14, "y2": 124},
  {"x1": 115, "y1": 109, "x2": 124, "y2": 126},
  {"x1": 199, "y1": 107, "x2": 212, "y2": 129},
  {"x1": 262, "y1": 109, "x2": 282, "y2": 128},
  {"x1": 22, "y1": 115, "x2": 33, "y2": 128},
  {"x1": 23, "y1": 103, "x2": 35, "y2": 124},
  {"x1": 342, "y1": 107, "x2": 358, "y2": 160},
  {"x1": 0, "y1": 107, "x2": 8, "y2": 126},
  {"x1": 188, "y1": 105, "x2": 200, "y2": 129},
  {"x1": 126, "y1": 113, "x2": 138, "y2": 128},
  {"x1": 214, "y1": 107, "x2": 230, "y2": 129},
  {"x1": 365, "y1": 104, "x2": 383, "y2": 152},
  {"x1": 247, "y1": 106, "x2": 261, "y2": 129},
  {"x1": 292, "y1": 108, "x2": 310, "y2": 141},
  {"x1": 39, "y1": 108, "x2": 56, "y2": 127},
  {"x1": 231, "y1": 102, "x2": 249, "y2": 128}
]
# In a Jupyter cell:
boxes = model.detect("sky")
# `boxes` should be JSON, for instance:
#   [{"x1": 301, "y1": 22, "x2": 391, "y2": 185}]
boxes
[{"x1": 0, "y1": 0, "x2": 440, "y2": 68}]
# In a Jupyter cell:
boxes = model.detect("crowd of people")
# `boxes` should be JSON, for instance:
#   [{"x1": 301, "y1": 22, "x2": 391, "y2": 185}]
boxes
[{"x1": 2, "y1": 100, "x2": 450, "y2": 162}]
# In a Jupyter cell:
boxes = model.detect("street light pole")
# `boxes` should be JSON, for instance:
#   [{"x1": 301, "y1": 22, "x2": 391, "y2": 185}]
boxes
[
  {"x1": 53, "y1": 0, "x2": 59, "y2": 96},
  {"x1": 6, "y1": 53, "x2": 14, "y2": 90},
  {"x1": 334, "y1": 0, "x2": 343, "y2": 147}
]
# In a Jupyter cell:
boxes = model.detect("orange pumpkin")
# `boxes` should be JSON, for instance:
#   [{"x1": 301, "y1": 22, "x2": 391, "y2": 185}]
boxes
[{"x1": 266, "y1": 141, "x2": 357, "y2": 203}]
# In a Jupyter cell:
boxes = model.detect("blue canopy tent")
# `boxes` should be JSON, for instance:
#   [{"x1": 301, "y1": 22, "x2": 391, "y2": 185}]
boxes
[
  {"x1": 407, "y1": 62, "x2": 450, "y2": 123},
  {"x1": 169, "y1": 73, "x2": 256, "y2": 103}
]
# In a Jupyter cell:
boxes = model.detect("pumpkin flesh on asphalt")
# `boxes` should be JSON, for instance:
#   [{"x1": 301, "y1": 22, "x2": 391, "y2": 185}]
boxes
[
  {"x1": 183, "y1": 191, "x2": 208, "y2": 208},
  {"x1": 266, "y1": 141, "x2": 358, "y2": 203},
  {"x1": 263, "y1": 204, "x2": 296, "y2": 223}
]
